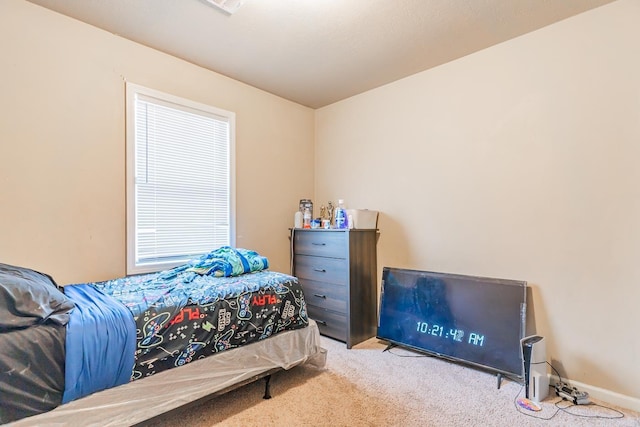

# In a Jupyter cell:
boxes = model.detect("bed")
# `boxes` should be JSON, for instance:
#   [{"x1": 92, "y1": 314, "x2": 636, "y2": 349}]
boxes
[{"x1": 0, "y1": 248, "x2": 326, "y2": 425}]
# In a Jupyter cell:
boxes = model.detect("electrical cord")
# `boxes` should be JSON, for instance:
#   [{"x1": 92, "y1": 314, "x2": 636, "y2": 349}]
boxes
[
  {"x1": 554, "y1": 399, "x2": 625, "y2": 420},
  {"x1": 513, "y1": 385, "x2": 562, "y2": 421},
  {"x1": 514, "y1": 361, "x2": 626, "y2": 421},
  {"x1": 382, "y1": 347, "x2": 628, "y2": 421},
  {"x1": 547, "y1": 361, "x2": 563, "y2": 383}
]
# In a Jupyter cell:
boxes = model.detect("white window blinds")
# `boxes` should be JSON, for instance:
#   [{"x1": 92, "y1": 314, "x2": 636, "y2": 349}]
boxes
[{"x1": 126, "y1": 83, "x2": 235, "y2": 274}]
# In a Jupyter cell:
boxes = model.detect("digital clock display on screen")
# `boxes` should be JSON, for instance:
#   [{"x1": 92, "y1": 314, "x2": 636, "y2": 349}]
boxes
[{"x1": 377, "y1": 267, "x2": 527, "y2": 378}]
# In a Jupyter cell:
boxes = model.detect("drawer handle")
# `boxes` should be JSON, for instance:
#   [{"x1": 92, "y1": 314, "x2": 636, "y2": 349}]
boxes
[
  {"x1": 313, "y1": 293, "x2": 327, "y2": 299},
  {"x1": 316, "y1": 320, "x2": 327, "y2": 326},
  {"x1": 313, "y1": 268, "x2": 326, "y2": 273},
  {"x1": 311, "y1": 242, "x2": 326, "y2": 246}
]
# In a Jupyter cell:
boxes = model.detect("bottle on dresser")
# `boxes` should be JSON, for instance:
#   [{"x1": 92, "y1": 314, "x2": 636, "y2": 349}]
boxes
[
  {"x1": 303, "y1": 207, "x2": 312, "y2": 229},
  {"x1": 334, "y1": 199, "x2": 348, "y2": 229},
  {"x1": 294, "y1": 210, "x2": 303, "y2": 228}
]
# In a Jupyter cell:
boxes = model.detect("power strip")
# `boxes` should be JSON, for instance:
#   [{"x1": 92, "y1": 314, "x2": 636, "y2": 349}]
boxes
[{"x1": 555, "y1": 382, "x2": 590, "y2": 405}]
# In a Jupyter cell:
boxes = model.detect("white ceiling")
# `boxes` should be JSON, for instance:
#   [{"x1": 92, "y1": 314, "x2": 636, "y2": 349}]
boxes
[{"x1": 26, "y1": 0, "x2": 615, "y2": 108}]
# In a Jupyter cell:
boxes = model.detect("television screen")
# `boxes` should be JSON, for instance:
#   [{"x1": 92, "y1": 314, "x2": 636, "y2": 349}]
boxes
[{"x1": 377, "y1": 267, "x2": 527, "y2": 379}]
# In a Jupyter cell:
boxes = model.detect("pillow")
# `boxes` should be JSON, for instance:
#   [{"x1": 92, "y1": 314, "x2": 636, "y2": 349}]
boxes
[{"x1": 0, "y1": 263, "x2": 75, "y2": 330}]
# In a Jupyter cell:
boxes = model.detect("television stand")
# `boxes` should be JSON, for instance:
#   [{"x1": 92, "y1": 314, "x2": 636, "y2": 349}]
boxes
[{"x1": 383, "y1": 343, "x2": 397, "y2": 352}]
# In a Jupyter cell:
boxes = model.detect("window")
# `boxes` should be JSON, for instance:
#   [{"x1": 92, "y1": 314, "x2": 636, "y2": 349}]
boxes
[{"x1": 126, "y1": 83, "x2": 235, "y2": 274}]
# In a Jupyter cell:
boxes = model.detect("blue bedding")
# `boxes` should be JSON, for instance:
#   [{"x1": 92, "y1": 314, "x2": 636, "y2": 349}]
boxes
[{"x1": 62, "y1": 284, "x2": 136, "y2": 403}]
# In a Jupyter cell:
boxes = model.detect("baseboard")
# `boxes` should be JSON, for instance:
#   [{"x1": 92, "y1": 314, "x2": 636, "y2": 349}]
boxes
[{"x1": 549, "y1": 375, "x2": 640, "y2": 413}]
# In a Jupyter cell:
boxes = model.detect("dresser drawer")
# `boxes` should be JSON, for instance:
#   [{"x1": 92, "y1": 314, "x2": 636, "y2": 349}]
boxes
[
  {"x1": 301, "y1": 279, "x2": 348, "y2": 314},
  {"x1": 307, "y1": 306, "x2": 347, "y2": 342},
  {"x1": 294, "y1": 231, "x2": 347, "y2": 258},
  {"x1": 294, "y1": 255, "x2": 347, "y2": 285}
]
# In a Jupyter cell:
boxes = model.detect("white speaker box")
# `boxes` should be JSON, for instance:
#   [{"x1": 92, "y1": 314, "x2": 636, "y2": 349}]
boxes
[{"x1": 521, "y1": 335, "x2": 549, "y2": 403}]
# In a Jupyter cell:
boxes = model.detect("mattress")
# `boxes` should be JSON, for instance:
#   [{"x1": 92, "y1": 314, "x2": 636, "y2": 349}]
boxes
[
  {"x1": 62, "y1": 268, "x2": 309, "y2": 403},
  {"x1": 96, "y1": 268, "x2": 309, "y2": 379}
]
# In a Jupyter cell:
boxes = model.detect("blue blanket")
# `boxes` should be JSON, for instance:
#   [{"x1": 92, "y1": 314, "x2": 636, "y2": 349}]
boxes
[
  {"x1": 160, "y1": 246, "x2": 269, "y2": 280},
  {"x1": 62, "y1": 284, "x2": 136, "y2": 403}
]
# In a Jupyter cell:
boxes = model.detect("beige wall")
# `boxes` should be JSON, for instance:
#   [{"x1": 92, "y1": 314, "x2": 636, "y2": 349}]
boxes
[
  {"x1": 316, "y1": 0, "x2": 639, "y2": 407},
  {"x1": 0, "y1": 0, "x2": 314, "y2": 283}
]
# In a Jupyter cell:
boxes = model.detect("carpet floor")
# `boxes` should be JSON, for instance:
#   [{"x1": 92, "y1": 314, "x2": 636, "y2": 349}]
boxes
[{"x1": 152, "y1": 335, "x2": 640, "y2": 426}]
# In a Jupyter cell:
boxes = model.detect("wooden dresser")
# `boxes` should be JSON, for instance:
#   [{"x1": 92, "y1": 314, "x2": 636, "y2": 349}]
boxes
[{"x1": 291, "y1": 228, "x2": 378, "y2": 348}]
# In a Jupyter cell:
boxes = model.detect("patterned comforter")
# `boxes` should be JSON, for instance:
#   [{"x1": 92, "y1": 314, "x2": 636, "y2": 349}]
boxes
[{"x1": 91, "y1": 248, "x2": 308, "y2": 380}]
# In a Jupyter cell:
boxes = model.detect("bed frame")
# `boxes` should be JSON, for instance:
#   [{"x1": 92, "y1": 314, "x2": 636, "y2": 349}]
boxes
[
  {"x1": 133, "y1": 368, "x2": 280, "y2": 427},
  {"x1": 7, "y1": 320, "x2": 326, "y2": 426}
]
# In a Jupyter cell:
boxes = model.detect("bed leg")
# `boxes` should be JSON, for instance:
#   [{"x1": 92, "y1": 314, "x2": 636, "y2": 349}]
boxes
[{"x1": 263, "y1": 374, "x2": 272, "y2": 399}]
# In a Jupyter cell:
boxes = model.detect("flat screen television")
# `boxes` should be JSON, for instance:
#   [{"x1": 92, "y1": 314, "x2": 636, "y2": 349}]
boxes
[{"x1": 377, "y1": 267, "x2": 527, "y2": 381}]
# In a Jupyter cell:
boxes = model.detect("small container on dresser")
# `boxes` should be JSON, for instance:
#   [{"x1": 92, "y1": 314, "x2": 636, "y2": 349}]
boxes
[{"x1": 291, "y1": 228, "x2": 378, "y2": 348}]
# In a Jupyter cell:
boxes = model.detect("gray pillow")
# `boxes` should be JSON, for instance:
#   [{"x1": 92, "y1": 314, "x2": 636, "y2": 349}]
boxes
[{"x1": 0, "y1": 263, "x2": 75, "y2": 330}]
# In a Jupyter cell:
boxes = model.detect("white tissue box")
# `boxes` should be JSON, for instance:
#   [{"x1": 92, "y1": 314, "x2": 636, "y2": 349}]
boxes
[{"x1": 346, "y1": 209, "x2": 379, "y2": 229}]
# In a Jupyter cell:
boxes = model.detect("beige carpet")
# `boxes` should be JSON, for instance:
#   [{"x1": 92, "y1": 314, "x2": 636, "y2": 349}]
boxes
[{"x1": 153, "y1": 336, "x2": 639, "y2": 426}]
